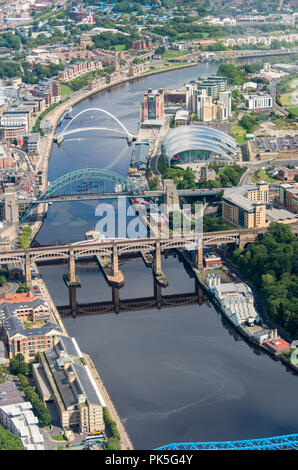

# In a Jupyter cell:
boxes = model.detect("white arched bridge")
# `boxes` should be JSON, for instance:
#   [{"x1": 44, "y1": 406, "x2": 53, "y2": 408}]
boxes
[{"x1": 54, "y1": 107, "x2": 137, "y2": 143}]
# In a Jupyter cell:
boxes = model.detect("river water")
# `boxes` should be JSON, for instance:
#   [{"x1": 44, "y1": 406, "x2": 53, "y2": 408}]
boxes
[{"x1": 36, "y1": 62, "x2": 298, "y2": 449}]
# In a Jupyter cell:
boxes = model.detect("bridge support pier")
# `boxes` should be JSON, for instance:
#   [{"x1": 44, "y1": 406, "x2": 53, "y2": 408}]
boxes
[
  {"x1": 153, "y1": 240, "x2": 168, "y2": 288},
  {"x1": 24, "y1": 251, "x2": 31, "y2": 284},
  {"x1": 112, "y1": 286, "x2": 120, "y2": 313},
  {"x1": 154, "y1": 277, "x2": 162, "y2": 309},
  {"x1": 195, "y1": 239, "x2": 203, "y2": 269},
  {"x1": 155, "y1": 240, "x2": 162, "y2": 276},
  {"x1": 239, "y1": 233, "x2": 258, "y2": 250},
  {"x1": 69, "y1": 286, "x2": 77, "y2": 318},
  {"x1": 64, "y1": 248, "x2": 81, "y2": 287},
  {"x1": 112, "y1": 243, "x2": 119, "y2": 278}
]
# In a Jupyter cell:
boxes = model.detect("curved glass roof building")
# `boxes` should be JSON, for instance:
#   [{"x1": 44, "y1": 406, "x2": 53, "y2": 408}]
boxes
[{"x1": 161, "y1": 125, "x2": 238, "y2": 166}]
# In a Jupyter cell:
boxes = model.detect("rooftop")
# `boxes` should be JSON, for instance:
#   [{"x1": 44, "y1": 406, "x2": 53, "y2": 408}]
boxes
[{"x1": 0, "y1": 382, "x2": 23, "y2": 407}]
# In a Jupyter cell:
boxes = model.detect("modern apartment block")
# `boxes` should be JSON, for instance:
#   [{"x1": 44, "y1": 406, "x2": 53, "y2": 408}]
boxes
[
  {"x1": 222, "y1": 183, "x2": 269, "y2": 228},
  {"x1": 34, "y1": 336, "x2": 106, "y2": 433},
  {"x1": 185, "y1": 81, "x2": 231, "y2": 121},
  {"x1": 196, "y1": 76, "x2": 227, "y2": 99}
]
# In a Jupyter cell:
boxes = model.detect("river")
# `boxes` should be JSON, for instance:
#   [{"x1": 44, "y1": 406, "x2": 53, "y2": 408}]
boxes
[{"x1": 36, "y1": 62, "x2": 298, "y2": 450}]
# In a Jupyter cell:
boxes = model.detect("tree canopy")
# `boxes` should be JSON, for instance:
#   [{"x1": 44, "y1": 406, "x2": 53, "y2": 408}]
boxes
[
  {"x1": 0, "y1": 424, "x2": 25, "y2": 450},
  {"x1": 233, "y1": 222, "x2": 298, "y2": 338}
]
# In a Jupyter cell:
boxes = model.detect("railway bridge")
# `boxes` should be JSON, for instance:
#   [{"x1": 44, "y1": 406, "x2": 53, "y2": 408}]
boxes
[{"x1": 0, "y1": 226, "x2": 278, "y2": 285}]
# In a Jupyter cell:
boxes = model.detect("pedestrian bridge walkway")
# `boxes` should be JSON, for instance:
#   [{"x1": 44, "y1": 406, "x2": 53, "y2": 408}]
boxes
[{"x1": 155, "y1": 433, "x2": 298, "y2": 450}]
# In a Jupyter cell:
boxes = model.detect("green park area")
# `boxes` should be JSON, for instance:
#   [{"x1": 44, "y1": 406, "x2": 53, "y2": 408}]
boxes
[
  {"x1": 161, "y1": 50, "x2": 188, "y2": 59},
  {"x1": 19, "y1": 225, "x2": 32, "y2": 249},
  {"x1": 252, "y1": 169, "x2": 279, "y2": 184},
  {"x1": 59, "y1": 83, "x2": 72, "y2": 96},
  {"x1": 231, "y1": 123, "x2": 246, "y2": 144},
  {"x1": 277, "y1": 75, "x2": 298, "y2": 109},
  {"x1": 288, "y1": 107, "x2": 298, "y2": 117}
]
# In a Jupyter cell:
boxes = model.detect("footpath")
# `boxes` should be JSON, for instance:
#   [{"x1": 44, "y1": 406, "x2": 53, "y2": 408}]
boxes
[{"x1": 83, "y1": 353, "x2": 134, "y2": 450}]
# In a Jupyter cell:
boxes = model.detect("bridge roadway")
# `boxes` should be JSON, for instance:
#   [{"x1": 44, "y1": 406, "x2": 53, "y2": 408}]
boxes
[{"x1": 11, "y1": 187, "x2": 223, "y2": 204}]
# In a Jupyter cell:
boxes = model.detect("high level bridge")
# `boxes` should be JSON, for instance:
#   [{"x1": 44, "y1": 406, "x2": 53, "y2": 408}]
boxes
[{"x1": 0, "y1": 226, "x2": 284, "y2": 285}]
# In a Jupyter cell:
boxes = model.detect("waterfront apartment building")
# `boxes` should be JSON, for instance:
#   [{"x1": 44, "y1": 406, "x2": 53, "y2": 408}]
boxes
[
  {"x1": 31, "y1": 79, "x2": 60, "y2": 106},
  {"x1": 35, "y1": 336, "x2": 106, "y2": 434},
  {"x1": 140, "y1": 88, "x2": 164, "y2": 121},
  {"x1": 244, "y1": 93, "x2": 273, "y2": 110},
  {"x1": 222, "y1": 182, "x2": 269, "y2": 229},
  {"x1": 0, "y1": 291, "x2": 62, "y2": 361},
  {"x1": 57, "y1": 60, "x2": 102, "y2": 82}
]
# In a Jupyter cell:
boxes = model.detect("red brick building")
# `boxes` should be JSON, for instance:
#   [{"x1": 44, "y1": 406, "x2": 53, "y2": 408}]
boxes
[
  {"x1": 263, "y1": 338, "x2": 290, "y2": 356},
  {"x1": 204, "y1": 254, "x2": 222, "y2": 268}
]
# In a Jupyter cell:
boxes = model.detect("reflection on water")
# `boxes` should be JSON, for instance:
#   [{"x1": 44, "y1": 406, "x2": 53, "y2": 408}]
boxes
[{"x1": 38, "y1": 256, "x2": 298, "y2": 450}]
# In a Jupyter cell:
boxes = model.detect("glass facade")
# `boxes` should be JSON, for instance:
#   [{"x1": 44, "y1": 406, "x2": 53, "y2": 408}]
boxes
[{"x1": 171, "y1": 149, "x2": 212, "y2": 165}]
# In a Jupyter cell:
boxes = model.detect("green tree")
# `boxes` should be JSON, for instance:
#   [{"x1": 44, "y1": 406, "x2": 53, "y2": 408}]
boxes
[
  {"x1": 0, "y1": 424, "x2": 25, "y2": 450},
  {"x1": 16, "y1": 283, "x2": 30, "y2": 294}
]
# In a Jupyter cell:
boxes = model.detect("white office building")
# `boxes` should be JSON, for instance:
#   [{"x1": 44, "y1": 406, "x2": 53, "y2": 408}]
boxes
[{"x1": 244, "y1": 93, "x2": 273, "y2": 110}]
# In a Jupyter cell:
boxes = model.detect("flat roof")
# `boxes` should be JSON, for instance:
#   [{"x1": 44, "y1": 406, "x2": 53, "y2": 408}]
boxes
[
  {"x1": 266, "y1": 208, "x2": 298, "y2": 222},
  {"x1": 0, "y1": 382, "x2": 24, "y2": 406}
]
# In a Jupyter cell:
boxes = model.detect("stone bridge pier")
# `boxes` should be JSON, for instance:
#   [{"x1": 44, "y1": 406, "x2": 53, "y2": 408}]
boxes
[
  {"x1": 239, "y1": 232, "x2": 259, "y2": 249},
  {"x1": 64, "y1": 248, "x2": 81, "y2": 287},
  {"x1": 24, "y1": 251, "x2": 32, "y2": 284},
  {"x1": 153, "y1": 240, "x2": 168, "y2": 287}
]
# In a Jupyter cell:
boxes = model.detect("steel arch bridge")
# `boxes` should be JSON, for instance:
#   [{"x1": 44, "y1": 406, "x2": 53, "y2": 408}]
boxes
[
  {"x1": 154, "y1": 433, "x2": 298, "y2": 450},
  {"x1": 20, "y1": 168, "x2": 140, "y2": 222}
]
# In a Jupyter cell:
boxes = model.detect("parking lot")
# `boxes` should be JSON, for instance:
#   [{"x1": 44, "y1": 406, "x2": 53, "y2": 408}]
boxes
[{"x1": 252, "y1": 136, "x2": 298, "y2": 153}]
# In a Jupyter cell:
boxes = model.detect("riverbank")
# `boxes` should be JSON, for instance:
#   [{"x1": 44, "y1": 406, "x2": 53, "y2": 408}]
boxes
[
  {"x1": 177, "y1": 248, "x2": 298, "y2": 373},
  {"x1": 194, "y1": 264, "x2": 298, "y2": 374},
  {"x1": 31, "y1": 261, "x2": 134, "y2": 449}
]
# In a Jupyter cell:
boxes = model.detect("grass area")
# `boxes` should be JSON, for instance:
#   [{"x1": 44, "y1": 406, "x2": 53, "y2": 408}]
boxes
[
  {"x1": 231, "y1": 123, "x2": 246, "y2": 144},
  {"x1": 279, "y1": 77, "x2": 298, "y2": 107},
  {"x1": 252, "y1": 169, "x2": 279, "y2": 184},
  {"x1": 52, "y1": 435, "x2": 66, "y2": 441},
  {"x1": 279, "y1": 92, "x2": 293, "y2": 106},
  {"x1": 19, "y1": 225, "x2": 32, "y2": 249},
  {"x1": 59, "y1": 83, "x2": 72, "y2": 96},
  {"x1": 288, "y1": 107, "x2": 298, "y2": 117},
  {"x1": 112, "y1": 44, "x2": 126, "y2": 51},
  {"x1": 161, "y1": 50, "x2": 188, "y2": 59}
]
